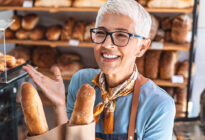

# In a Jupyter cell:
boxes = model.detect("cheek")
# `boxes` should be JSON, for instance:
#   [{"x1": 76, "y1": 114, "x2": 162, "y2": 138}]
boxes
[{"x1": 94, "y1": 45, "x2": 101, "y2": 59}]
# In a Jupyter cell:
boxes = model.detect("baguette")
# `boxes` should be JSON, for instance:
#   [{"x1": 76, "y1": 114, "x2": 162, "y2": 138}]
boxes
[
  {"x1": 69, "y1": 84, "x2": 96, "y2": 125},
  {"x1": 21, "y1": 82, "x2": 48, "y2": 135}
]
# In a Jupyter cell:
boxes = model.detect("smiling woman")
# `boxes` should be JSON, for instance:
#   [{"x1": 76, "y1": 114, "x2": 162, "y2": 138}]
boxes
[{"x1": 23, "y1": 0, "x2": 176, "y2": 140}]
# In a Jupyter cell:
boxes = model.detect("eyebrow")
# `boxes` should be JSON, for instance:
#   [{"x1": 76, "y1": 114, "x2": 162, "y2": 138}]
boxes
[{"x1": 97, "y1": 26, "x2": 129, "y2": 32}]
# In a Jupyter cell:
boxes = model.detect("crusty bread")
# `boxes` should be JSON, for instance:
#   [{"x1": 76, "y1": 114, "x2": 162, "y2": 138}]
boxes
[
  {"x1": 147, "y1": 0, "x2": 194, "y2": 8},
  {"x1": 46, "y1": 25, "x2": 62, "y2": 41},
  {"x1": 0, "y1": 55, "x2": 16, "y2": 68},
  {"x1": 21, "y1": 82, "x2": 48, "y2": 135},
  {"x1": 22, "y1": 14, "x2": 39, "y2": 30},
  {"x1": 73, "y1": 0, "x2": 106, "y2": 7},
  {"x1": 144, "y1": 51, "x2": 161, "y2": 79},
  {"x1": 9, "y1": 16, "x2": 21, "y2": 31},
  {"x1": 69, "y1": 84, "x2": 95, "y2": 125},
  {"x1": 35, "y1": 0, "x2": 72, "y2": 7}
]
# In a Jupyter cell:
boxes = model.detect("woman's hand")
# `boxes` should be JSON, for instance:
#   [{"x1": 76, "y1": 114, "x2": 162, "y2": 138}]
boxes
[
  {"x1": 22, "y1": 64, "x2": 66, "y2": 108},
  {"x1": 23, "y1": 65, "x2": 68, "y2": 125}
]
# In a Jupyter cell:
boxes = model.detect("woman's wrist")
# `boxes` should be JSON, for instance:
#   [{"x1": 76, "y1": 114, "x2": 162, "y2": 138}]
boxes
[{"x1": 53, "y1": 104, "x2": 68, "y2": 126}]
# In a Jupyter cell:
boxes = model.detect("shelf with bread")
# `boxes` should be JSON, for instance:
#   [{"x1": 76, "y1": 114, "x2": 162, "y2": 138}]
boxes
[
  {"x1": 0, "y1": 6, "x2": 195, "y2": 14},
  {"x1": 2, "y1": 39, "x2": 190, "y2": 52}
]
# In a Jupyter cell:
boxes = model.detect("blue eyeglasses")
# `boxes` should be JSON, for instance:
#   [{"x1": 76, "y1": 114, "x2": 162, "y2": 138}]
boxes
[{"x1": 90, "y1": 28, "x2": 145, "y2": 47}]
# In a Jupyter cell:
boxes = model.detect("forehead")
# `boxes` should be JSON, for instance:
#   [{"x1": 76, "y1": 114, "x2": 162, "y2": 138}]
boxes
[{"x1": 97, "y1": 13, "x2": 135, "y2": 33}]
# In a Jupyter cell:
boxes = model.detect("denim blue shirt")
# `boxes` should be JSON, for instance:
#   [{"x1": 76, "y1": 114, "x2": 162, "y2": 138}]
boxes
[{"x1": 67, "y1": 68, "x2": 176, "y2": 140}]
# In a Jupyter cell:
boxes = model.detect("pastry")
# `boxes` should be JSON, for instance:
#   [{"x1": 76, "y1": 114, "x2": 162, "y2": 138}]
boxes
[
  {"x1": 69, "y1": 84, "x2": 95, "y2": 125},
  {"x1": 61, "y1": 18, "x2": 75, "y2": 41},
  {"x1": 21, "y1": 82, "x2": 48, "y2": 135},
  {"x1": 144, "y1": 51, "x2": 161, "y2": 79},
  {"x1": 22, "y1": 13, "x2": 40, "y2": 30},
  {"x1": 46, "y1": 25, "x2": 62, "y2": 41},
  {"x1": 0, "y1": 55, "x2": 16, "y2": 68},
  {"x1": 8, "y1": 46, "x2": 31, "y2": 61}
]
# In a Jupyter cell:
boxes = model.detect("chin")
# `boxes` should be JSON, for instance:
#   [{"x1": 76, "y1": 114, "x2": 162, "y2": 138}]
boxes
[{"x1": 99, "y1": 65, "x2": 119, "y2": 75}]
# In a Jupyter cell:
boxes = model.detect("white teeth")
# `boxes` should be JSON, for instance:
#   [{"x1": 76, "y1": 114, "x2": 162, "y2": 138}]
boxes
[{"x1": 103, "y1": 54, "x2": 118, "y2": 59}]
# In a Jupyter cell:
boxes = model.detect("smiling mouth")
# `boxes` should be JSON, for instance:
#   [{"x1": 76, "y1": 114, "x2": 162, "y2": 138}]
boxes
[{"x1": 101, "y1": 53, "x2": 120, "y2": 60}]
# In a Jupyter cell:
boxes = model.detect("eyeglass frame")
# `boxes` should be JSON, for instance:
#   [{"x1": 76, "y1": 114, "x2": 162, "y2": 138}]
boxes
[{"x1": 90, "y1": 28, "x2": 146, "y2": 47}]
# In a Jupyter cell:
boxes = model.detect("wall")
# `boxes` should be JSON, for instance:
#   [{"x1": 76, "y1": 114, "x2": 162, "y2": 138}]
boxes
[{"x1": 190, "y1": 0, "x2": 205, "y2": 117}]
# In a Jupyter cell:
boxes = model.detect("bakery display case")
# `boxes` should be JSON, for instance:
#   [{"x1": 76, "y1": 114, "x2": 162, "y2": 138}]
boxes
[{"x1": 0, "y1": 0, "x2": 201, "y2": 139}]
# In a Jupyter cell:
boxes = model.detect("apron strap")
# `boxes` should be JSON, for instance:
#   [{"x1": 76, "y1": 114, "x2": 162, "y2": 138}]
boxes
[{"x1": 127, "y1": 75, "x2": 141, "y2": 140}]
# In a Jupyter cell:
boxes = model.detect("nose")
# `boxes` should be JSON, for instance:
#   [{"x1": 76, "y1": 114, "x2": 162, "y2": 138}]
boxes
[{"x1": 102, "y1": 34, "x2": 115, "y2": 49}]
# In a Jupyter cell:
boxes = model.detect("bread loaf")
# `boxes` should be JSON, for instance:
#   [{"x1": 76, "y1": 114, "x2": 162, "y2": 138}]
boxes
[
  {"x1": 22, "y1": 14, "x2": 39, "y2": 30},
  {"x1": 35, "y1": 0, "x2": 72, "y2": 7},
  {"x1": 21, "y1": 82, "x2": 48, "y2": 135},
  {"x1": 147, "y1": 0, "x2": 194, "y2": 8},
  {"x1": 61, "y1": 18, "x2": 75, "y2": 41},
  {"x1": 171, "y1": 14, "x2": 192, "y2": 44},
  {"x1": 138, "y1": 0, "x2": 148, "y2": 6},
  {"x1": 29, "y1": 27, "x2": 44, "y2": 40},
  {"x1": 5, "y1": 29, "x2": 15, "y2": 39},
  {"x1": 32, "y1": 47, "x2": 57, "y2": 68},
  {"x1": 144, "y1": 51, "x2": 161, "y2": 79},
  {"x1": 46, "y1": 25, "x2": 62, "y2": 41},
  {"x1": 161, "y1": 17, "x2": 173, "y2": 31},
  {"x1": 57, "y1": 54, "x2": 81, "y2": 65},
  {"x1": 69, "y1": 84, "x2": 95, "y2": 125},
  {"x1": 72, "y1": 21, "x2": 85, "y2": 41},
  {"x1": 155, "y1": 29, "x2": 165, "y2": 42},
  {"x1": 0, "y1": 62, "x2": 6, "y2": 72},
  {"x1": 15, "y1": 29, "x2": 29, "y2": 40},
  {"x1": 73, "y1": 0, "x2": 106, "y2": 7},
  {"x1": 160, "y1": 51, "x2": 180, "y2": 79},
  {"x1": 176, "y1": 87, "x2": 187, "y2": 112},
  {"x1": 9, "y1": 16, "x2": 21, "y2": 31},
  {"x1": 135, "y1": 55, "x2": 145, "y2": 75},
  {"x1": 84, "y1": 22, "x2": 95, "y2": 42}
]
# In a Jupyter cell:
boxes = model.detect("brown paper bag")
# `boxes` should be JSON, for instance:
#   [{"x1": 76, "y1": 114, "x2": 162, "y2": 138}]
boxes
[{"x1": 26, "y1": 121, "x2": 95, "y2": 140}]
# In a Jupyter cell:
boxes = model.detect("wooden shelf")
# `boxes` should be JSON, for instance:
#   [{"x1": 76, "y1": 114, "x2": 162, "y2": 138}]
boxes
[
  {"x1": 152, "y1": 79, "x2": 187, "y2": 88},
  {"x1": 0, "y1": 6, "x2": 193, "y2": 13},
  {"x1": 38, "y1": 68, "x2": 187, "y2": 87},
  {"x1": 4, "y1": 39, "x2": 190, "y2": 51}
]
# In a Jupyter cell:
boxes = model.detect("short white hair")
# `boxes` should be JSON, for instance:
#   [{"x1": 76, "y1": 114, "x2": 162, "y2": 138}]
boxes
[{"x1": 95, "y1": 0, "x2": 152, "y2": 38}]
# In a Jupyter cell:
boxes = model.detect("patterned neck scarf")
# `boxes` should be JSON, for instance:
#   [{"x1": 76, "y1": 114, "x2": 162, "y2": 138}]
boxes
[{"x1": 92, "y1": 65, "x2": 138, "y2": 134}]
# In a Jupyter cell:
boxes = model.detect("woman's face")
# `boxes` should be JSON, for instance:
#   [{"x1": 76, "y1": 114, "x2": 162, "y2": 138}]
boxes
[{"x1": 94, "y1": 14, "x2": 148, "y2": 75}]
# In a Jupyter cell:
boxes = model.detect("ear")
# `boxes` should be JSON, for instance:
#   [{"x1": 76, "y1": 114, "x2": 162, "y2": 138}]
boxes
[{"x1": 136, "y1": 38, "x2": 151, "y2": 57}]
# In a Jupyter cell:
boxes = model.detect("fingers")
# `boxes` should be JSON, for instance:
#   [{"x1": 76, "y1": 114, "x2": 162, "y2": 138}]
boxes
[{"x1": 51, "y1": 66, "x2": 63, "y2": 82}]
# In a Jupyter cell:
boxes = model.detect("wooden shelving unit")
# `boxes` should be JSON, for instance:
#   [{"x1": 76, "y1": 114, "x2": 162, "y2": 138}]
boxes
[
  {"x1": 38, "y1": 68, "x2": 187, "y2": 88},
  {"x1": 0, "y1": 6, "x2": 194, "y2": 13},
  {"x1": 4, "y1": 39, "x2": 190, "y2": 51}
]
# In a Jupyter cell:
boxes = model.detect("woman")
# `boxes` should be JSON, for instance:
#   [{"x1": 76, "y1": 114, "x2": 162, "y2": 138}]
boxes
[{"x1": 23, "y1": 0, "x2": 175, "y2": 139}]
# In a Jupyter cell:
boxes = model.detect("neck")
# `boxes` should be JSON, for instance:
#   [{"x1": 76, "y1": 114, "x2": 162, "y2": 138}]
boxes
[{"x1": 104, "y1": 65, "x2": 136, "y2": 88}]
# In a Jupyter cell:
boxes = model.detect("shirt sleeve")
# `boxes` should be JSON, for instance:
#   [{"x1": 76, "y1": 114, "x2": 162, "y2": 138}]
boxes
[{"x1": 143, "y1": 99, "x2": 176, "y2": 140}]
